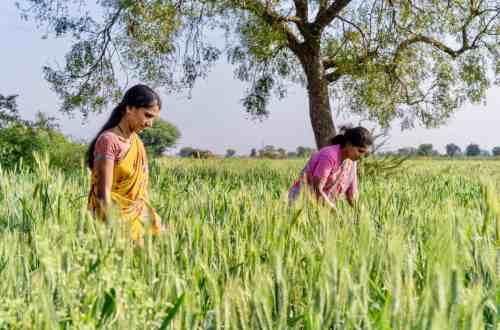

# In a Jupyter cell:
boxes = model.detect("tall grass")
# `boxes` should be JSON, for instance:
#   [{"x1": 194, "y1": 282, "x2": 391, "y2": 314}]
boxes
[{"x1": 0, "y1": 156, "x2": 498, "y2": 329}]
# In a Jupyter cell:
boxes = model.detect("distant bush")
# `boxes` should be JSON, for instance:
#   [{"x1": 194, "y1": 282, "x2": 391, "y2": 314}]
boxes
[
  {"x1": 397, "y1": 147, "x2": 417, "y2": 156},
  {"x1": 465, "y1": 143, "x2": 481, "y2": 157},
  {"x1": 445, "y1": 143, "x2": 462, "y2": 157},
  {"x1": 225, "y1": 149, "x2": 237, "y2": 158},
  {"x1": 0, "y1": 123, "x2": 85, "y2": 170},
  {"x1": 296, "y1": 146, "x2": 315, "y2": 158},
  {"x1": 0, "y1": 95, "x2": 86, "y2": 171},
  {"x1": 179, "y1": 147, "x2": 215, "y2": 158},
  {"x1": 417, "y1": 144, "x2": 435, "y2": 156},
  {"x1": 258, "y1": 145, "x2": 287, "y2": 159}
]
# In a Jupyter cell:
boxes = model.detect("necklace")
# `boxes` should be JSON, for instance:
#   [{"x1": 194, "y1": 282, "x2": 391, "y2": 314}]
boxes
[{"x1": 117, "y1": 124, "x2": 131, "y2": 142}]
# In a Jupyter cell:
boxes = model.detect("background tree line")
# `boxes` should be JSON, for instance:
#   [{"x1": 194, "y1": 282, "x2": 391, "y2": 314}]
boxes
[
  {"x1": 2, "y1": 94, "x2": 498, "y2": 168},
  {"x1": 0, "y1": 94, "x2": 180, "y2": 170},
  {"x1": 178, "y1": 143, "x2": 500, "y2": 159},
  {"x1": 389, "y1": 143, "x2": 500, "y2": 157},
  {"x1": 176, "y1": 143, "x2": 500, "y2": 159}
]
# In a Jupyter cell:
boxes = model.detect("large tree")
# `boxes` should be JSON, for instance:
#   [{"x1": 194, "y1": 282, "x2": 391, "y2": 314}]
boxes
[
  {"x1": 18, "y1": 0, "x2": 500, "y2": 148},
  {"x1": 138, "y1": 118, "x2": 181, "y2": 156}
]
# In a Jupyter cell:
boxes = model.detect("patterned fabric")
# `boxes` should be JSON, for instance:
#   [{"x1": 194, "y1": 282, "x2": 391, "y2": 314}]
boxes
[
  {"x1": 289, "y1": 145, "x2": 358, "y2": 205},
  {"x1": 88, "y1": 133, "x2": 161, "y2": 241},
  {"x1": 94, "y1": 130, "x2": 130, "y2": 162}
]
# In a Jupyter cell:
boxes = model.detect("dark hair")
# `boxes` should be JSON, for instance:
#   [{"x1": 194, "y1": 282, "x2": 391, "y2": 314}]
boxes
[
  {"x1": 86, "y1": 84, "x2": 161, "y2": 168},
  {"x1": 329, "y1": 126, "x2": 373, "y2": 148}
]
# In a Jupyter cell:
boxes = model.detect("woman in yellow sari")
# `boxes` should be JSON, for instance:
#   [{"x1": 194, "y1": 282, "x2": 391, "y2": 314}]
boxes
[{"x1": 87, "y1": 84, "x2": 162, "y2": 242}]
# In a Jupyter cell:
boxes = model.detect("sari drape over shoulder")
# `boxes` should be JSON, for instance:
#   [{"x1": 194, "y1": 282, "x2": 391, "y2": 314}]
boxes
[{"x1": 88, "y1": 133, "x2": 161, "y2": 240}]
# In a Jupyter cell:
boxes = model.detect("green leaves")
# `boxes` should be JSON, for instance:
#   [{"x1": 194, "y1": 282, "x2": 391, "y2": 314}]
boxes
[
  {"x1": 92, "y1": 288, "x2": 118, "y2": 328},
  {"x1": 159, "y1": 293, "x2": 185, "y2": 330},
  {"x1": 16, "y1": 0, "x2": 500, "y2": 144},
  {"x1": 459, "y1": 52, "x2": 490, "y2": 103},
  {"x1": 0, "y1": 125, "x2": 85, "y2": 171},
  {"x1": 242, "y1": 74, "x2": 275, "y2": 118},
  {"x1": 139, "y1": 118, "x2": 181, "y2": 157}
]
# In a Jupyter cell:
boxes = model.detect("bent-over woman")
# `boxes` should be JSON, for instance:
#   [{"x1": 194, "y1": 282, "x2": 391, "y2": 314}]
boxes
[{"x1": 289, "y1": 126, "x2": 373, "y2": 209}]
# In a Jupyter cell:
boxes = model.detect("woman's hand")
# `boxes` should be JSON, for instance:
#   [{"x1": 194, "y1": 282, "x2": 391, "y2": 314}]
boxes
[
  {"x1": 347, "y1": 197, "x2": 356, "y2": 208},
  {"x1": 312, "y1": 176, "x2": 337, "y2": 210}
]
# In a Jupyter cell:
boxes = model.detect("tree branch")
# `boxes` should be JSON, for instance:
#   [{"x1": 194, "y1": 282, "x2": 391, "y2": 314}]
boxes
[
  {"x1": 470, "y1": 10, "x2": 500, "y2": 48},
  {"x1": 314, "y1": 0, "x2": 353, "y2": 29},
  {"x1": 74, "y1": 7, "x2": 122, "y2": 79},
  {"x1": 238, "y1": 0, "x2": 303, "y2": 53},
  {"x1": 334, "y1": 15, "x2": 368, "y2": 47},
  {"x1": 325, "y1": 71, "x2": 342, "y2": 82},
  {"x1": 293, "y1": 0, "x2": 308, "y2": 21},
  {"x1": 323, "y1": 57, "x2": 336, "y2": 69},
  {"x1": 318, "y1": 0, "x2": 328, "y2": 13},
  {"x1": 323, "y1": 49, "x2": 379, "y2": 81},
  {"x1": 392, "y1": 2, "x2": 499, "y2": 62},
  {"x1": 394, "y1": 34, "x2": 474, "y2": 62}
]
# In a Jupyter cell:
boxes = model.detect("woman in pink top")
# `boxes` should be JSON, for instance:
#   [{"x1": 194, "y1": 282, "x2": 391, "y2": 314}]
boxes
[{"x1": 289, "y1": 127, "x2": 373, "y2": 209}]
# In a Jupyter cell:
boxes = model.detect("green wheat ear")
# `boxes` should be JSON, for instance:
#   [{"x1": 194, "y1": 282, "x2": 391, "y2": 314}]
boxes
[
  {"x1": 479, "y1": 181, "x2": 499, "y2": 241},
  {"x1": 0, "y1": 157, "x2": 498, "y2": 328}
]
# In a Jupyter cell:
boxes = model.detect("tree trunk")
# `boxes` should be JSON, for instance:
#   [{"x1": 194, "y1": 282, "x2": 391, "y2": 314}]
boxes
[{"x1": 301, "y1": 53, "x2": 336, "y2": 149}]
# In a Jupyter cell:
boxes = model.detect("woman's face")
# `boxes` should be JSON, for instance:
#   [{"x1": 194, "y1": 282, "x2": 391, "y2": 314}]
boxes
[
  {"x1": 343, "y1": 143, "x2": 370, "y2": 161},
  {"x1": 126, "y1": 103, "x2": 160, "y2": 133}
]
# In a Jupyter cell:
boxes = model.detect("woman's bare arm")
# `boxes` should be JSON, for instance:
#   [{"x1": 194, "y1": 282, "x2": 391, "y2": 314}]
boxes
[
  {"x1": 311, "y1": 176, "x2": 337, "y2": 210},
  {"x1": 346, "y1": 169, "x2": 358, "y2": 208},
  {"x1": 94, "y1": 158, "x2": 114, "y2": 221}
]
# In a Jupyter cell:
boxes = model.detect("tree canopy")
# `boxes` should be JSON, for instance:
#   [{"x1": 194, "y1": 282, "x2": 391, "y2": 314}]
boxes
[
  {"x1": 138, "y1": 118, "x2": 180, "y2": 156},
  {"x1": 18, "y1": 0, "x2": 500, "y2": 147},
  {"x1": 0, "y1": 94, "x2": 21, "y2": 128}
]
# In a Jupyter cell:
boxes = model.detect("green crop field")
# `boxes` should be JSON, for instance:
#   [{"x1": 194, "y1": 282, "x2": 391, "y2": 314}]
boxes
[{"x1": 0, "y1": 157, "x2": 499, "y2": 329}]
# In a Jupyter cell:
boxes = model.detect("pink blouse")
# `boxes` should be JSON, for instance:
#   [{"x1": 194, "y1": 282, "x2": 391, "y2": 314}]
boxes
[
  {"x1": 94, "y1": 130, "x2": 131, "y2": 164},
  {"x1": 289, "y1": 145, "x2": 358, "y2": 203}
]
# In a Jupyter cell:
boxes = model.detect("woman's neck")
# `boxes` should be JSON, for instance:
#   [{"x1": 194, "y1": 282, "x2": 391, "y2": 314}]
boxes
[
  {"x1": 116, "y1": 120, "x2": 133, "y2": 139},
  {"x1": 340, "y1": 146, "x2": 348, "y2": 162}
]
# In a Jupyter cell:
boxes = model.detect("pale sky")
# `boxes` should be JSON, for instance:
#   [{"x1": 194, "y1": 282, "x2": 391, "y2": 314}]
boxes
[{"x1": 1, "y1": 2, "x2": 498, "y2": 155}]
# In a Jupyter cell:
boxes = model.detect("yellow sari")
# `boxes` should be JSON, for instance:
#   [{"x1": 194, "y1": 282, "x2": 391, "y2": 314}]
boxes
[{"x1": 88, "y1": 133, "x2": 161, "y2": 241}]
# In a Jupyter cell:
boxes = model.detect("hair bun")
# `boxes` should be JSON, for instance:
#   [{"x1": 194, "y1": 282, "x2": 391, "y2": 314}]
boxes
[
  {"x1": 338, "y1": 124, "x2": 353, "y2": 134},
  {"x1": 328, "y1": 125, "x2": 373, "y2": 148}
]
